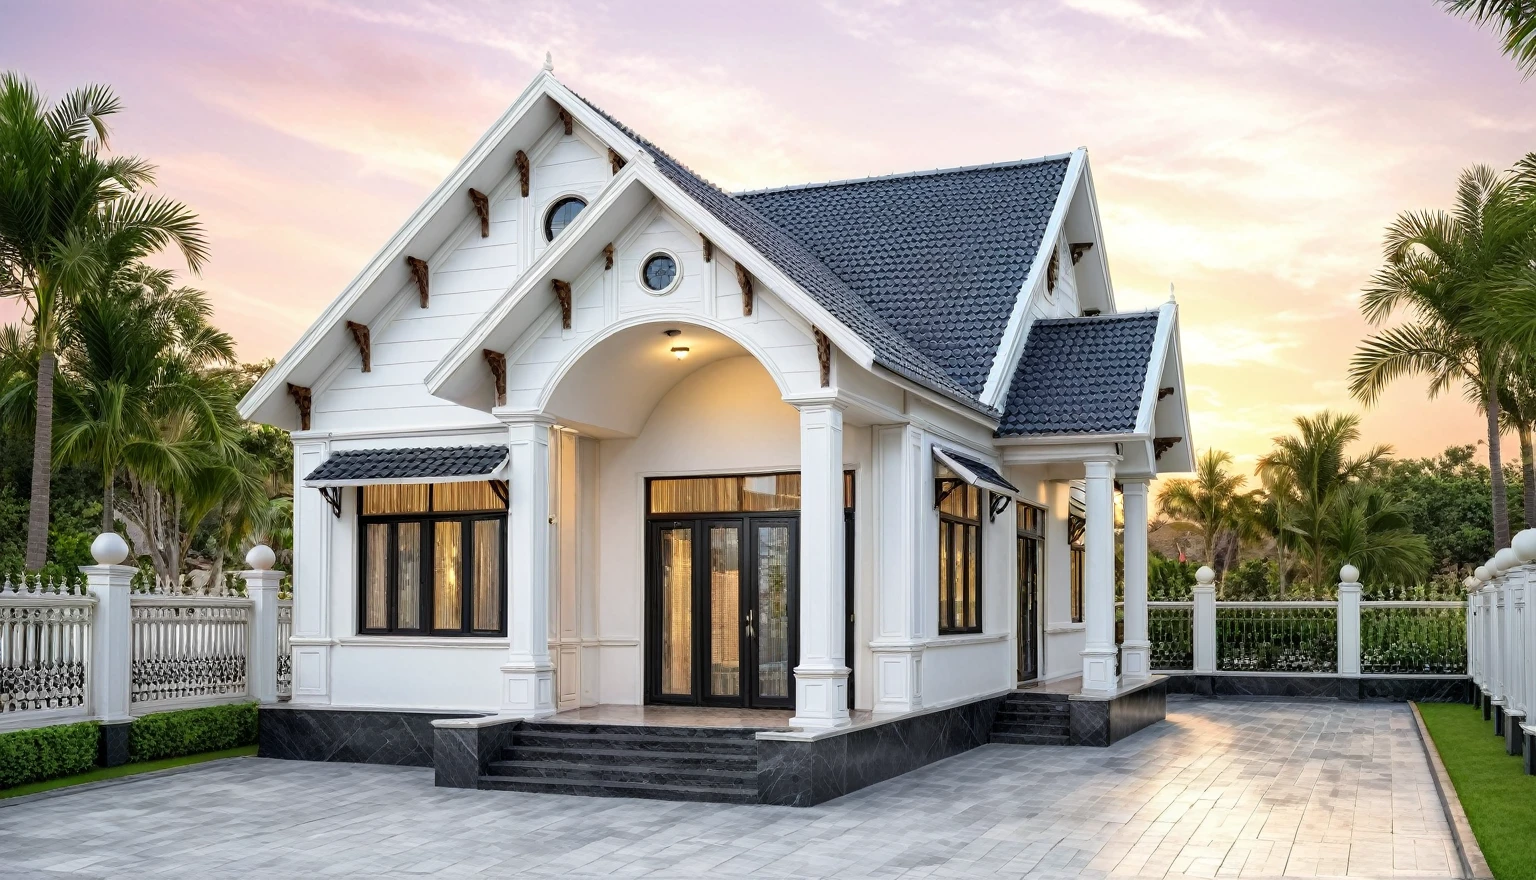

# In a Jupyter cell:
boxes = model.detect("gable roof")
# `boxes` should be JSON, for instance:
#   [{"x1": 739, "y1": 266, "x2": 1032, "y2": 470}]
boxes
[
  {"x1": 998, "y1": 312, "x2": 1160, "y2": 436},
  {"x1": 738, "y1": 159, "x2": 1070, "y2": 396},
  {"x1": 572, "y1": 93, "x2": 988, "y2": 411}
]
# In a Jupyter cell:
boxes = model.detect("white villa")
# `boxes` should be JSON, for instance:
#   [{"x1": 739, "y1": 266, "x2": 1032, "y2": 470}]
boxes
[{"x1": 241, "y1": 61, "x2": 1193, "y2": 803}]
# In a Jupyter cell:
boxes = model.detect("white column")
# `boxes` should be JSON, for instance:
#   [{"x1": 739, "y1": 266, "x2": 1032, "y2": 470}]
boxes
[
  {"x1": 790, "y1": 401, "x2": 850, "y2": 728},
  {"x1": 1465, "y1": 575, "x2": 1480, "y2": 692},
  {"x1": 240, "y1": 545, "x2": 284, "y2": 704},
  {"x1": 1080, "y1": 459, "x2": 1119, "y2": 693},
  {"x1": 82, "y1": 533, "x2": 135, "y2": 724},
  {"x1": 1193, "y1": 566, "x2": 1216, "y2": 674},
  {"x1": 1493, "y1": 552, "x2": 1511, "y2": 709},
  {"x1": 500, "y1": 416, "x2": 555, "y2": 717},
  {"x1": 869, "y1": 424, "x2": 924, "y2": 713},
  {"x1": 1120, "y1": 480, "x2": 1151, "y2": 681},
  {"x1": 289, "y1": 438, "x2": 332, "y2": 704},
  {"x1": 1336, "y1": 564, "x2": 1361, "y2": 677}
]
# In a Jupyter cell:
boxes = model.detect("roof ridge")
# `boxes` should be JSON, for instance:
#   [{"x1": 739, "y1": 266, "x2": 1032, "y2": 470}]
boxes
[
  {"x1": 1033, "y1": 310, "x2": 1161, "y2": 326},
  {"x1": 733, "y1": 153, "x2": 1076, "y2": 197}
]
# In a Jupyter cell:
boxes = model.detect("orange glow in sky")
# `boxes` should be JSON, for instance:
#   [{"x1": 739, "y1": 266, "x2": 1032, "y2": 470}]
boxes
[{"x1": 2, "y1": 0, "x2": 1532, "y2": 474}]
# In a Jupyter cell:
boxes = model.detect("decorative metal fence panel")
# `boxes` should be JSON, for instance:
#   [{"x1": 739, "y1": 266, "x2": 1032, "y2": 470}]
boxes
[
  {"x1": 1361, "y1": 602, "x2": 1467, "y2": 674},
  {"x1": 129, "y1": 597, "x2": 251, "y2": 705},
  {"x1": 276, "y1": 599, "x2": 292, "y2": 700},
  {"x1": 1216, "y1": 602, "x2": 1337, "y2": 672},
  {"x1": 1148, "y1": 602, "x2": 1194, "y2": 670},
  {"x1": 0, "y1": 578, "x2": 93, "y2": 716}
]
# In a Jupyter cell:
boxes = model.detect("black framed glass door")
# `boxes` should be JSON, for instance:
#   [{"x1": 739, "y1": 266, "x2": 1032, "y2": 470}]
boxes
[
  {"x1": 646, "y1": 516, "x2": 798, "y2": 708},
  {"x1": 1017, "y1": 503, "x2": 1045, "y2": 683}
]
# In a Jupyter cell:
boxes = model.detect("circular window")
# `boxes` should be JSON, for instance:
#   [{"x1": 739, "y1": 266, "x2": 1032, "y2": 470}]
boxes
[
  {"x1": 641, "y1": 253, "x2": 679, "y2": 293},
  {"x1": 544, "y1": 196, "x2": 587, "y2": 241}
]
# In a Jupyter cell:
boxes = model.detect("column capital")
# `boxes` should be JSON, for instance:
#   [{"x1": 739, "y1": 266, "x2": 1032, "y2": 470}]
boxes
[
  {"x1": 1118, "y1": 478, "x2": 1150, "y2": 495},
  {"x1": 784, "y1": 393, "x2": 849, "y2": 413},
  {"x1": 495, "y1": 410, "x2": 557, "y2": 428},
  {"x1": 1083, "y1": 458, "x2": 1118, "y2": 479}
]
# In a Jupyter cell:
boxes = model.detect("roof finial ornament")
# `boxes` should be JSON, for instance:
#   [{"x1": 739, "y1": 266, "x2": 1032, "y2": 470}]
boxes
[
  {"x1": 543, "y1": 51, "x2": 554, "y2": 73},
  {"x1": 1168, "y1": 282, "x2": 1176, "y2": 303}
]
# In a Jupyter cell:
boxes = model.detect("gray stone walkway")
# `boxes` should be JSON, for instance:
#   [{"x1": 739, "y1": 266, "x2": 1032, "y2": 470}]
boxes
[{"x1": 0, "y1": 699, "x2": 1459, "y2": 878}]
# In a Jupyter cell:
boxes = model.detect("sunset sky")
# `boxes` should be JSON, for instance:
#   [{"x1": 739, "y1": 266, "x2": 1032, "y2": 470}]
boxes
[{"x1": 2, "y1": 0, "x2": 1532, "y2": 474}]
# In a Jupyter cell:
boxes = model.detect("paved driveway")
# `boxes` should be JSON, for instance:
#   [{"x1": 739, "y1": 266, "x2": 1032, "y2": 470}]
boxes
[{"x1": 0, "y1": 699, "x2": 1459, "y2": 879}]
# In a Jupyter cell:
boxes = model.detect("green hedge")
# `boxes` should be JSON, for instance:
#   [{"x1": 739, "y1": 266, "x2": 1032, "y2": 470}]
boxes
[
  {"x1": 0, "y1": 722, "x2": 99, "y2": 789},
  {"x1": 129, "y1": 702, "x2": 258, "y2": 763}
]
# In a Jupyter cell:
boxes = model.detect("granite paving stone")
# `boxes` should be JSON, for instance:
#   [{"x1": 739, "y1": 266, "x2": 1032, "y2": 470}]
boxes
[{"x1": 0, "y1": 700, "x2": 1460, "y2": 879}]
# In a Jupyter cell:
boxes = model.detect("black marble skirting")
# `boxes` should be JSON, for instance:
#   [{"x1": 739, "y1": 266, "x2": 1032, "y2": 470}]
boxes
[
  {"x1": 1483, "y1": 691, "x2": 1493, "y2": 719},
  {"x1": 434, "y1": 719, "x2": 520, "y2": 788},
  {"x1": 1525, "y1": 731, "x2": 1536, "y2": 775},
  {"x1": 1165, "y1": 674, "x2": 1471, "y2": 703},
  {"x1": 1506, "y1": 712, "x2": 1525, "y2": 756},
  {"x1": 1069, "y1": 680, "x2": 1167, "y2": 747},
  {"x1": 98, "y1": 721, "x2": 130, "y2": 768},
  {"x1": 757, "y1": 696, "x2": 1004, "y2": 807},
  {"x1": 259, "y1": 706, "x2": 479, "y2": 767}
]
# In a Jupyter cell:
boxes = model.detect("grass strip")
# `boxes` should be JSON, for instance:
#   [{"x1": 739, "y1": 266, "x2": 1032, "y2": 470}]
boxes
[
  {"x1": 1417, "y1": 701, "x2": 1536, "y2": 880},
  {"x1": 0, "y1": 744, "x2": 257, "y2": 801}
]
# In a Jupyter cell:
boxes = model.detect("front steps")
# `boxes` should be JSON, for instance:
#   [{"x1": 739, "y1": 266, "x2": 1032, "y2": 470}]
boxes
[
  {"x1": 990, "y1": 690, "x2": 1071, "y2": 745},
  {"x1": 479, "y1": 721, "x2": 763, "y2": 803}
]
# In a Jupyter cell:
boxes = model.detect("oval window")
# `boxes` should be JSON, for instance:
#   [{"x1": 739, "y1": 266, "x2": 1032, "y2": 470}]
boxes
[
  {"x1": 544, "y1": 197, "x2": 587, "y2": 241},
  {"x1": 642, "y1": 253, "x2": 679, "y2": 292}
]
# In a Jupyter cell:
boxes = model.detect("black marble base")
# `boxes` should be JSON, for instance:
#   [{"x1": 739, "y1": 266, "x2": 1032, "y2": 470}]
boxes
[
  {"x1": 1165, "y1": 674, "x2": 1471, "y2": 703},
  {"x1": 1506, "y1": 713, "x2": 1524, "y2": 756},
  {"x1": 1496, "y1": 704, "x2": 1506, "y2": 737},
  {"x1": 1525, "y1": 731, "x2": 1536, "y2": 775},
  {"x1": 1484, "y1": 692, "x2": 1493, "y2": 720},
  {"x1": 97, "y1": 721, "x2": 130, "y2": 768},
  {"x1": 757, "y1": 696, "x2": 1003, "y2": 807},
  {"x1": 434, "y1": 719, "x2": 521, "y2": 788},
  {"x1": 1068, "y1": 680, "x2": 1167, "y2": 747},
  {"x1": 259, "y1": 706, "x2": 478, "y2": 767}
]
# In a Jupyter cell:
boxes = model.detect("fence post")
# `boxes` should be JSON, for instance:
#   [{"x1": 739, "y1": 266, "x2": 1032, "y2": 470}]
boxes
[
  {"x1": 1466, "y1": 574, "x2": 1482, "y2": 705},
  {"x1": 240, "y1": 545, "x2": 284, "y2": 705},
  {"x1": 1336, "y1": 564, "x2": 1361, "y2": 677},
  {"x1": 1193, "y1": 566, "x2": 1216, "y2": 674},
  {"x1": 81, "y1": 532, "x2": 137, "y2": 767}
]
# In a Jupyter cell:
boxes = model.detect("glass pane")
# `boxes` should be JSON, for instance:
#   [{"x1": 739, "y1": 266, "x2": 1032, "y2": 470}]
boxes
[
  {"x1": 545, "y1": 197, "x2": 586, "y2": 240},
  {"x1": 472, "y1": 520, "x2": 501, "y2": 631},
  {"x1": 939, "y1": 520, "x2": 952, "y2": 630},
  {"x1": 1071, "y1": 547, "x2": 1085, "y2": 623},
  {"x1": 965, "y1": 523, "x2": 979, "y2": 630},
  {"x1": 643, "y1": 254, "x2": 678, "y2": 291},
  {"x1": 650, "y1": 477, "x2": 741, "y2": 514},
  {"x1": 742, "y1": 474, "x2": 799, "y2": 511},
  {"x1": 843, "y1": 471, "x2": 855, "y2": 510},
  {"x1": 365, "y1": 524, "x2": 389, "y2": 629},
  {"x1": 938, "y1": 482, "x2": 980, "y2": 521},
  {"x1": 364, "y1": 484, "x2": 429, "y2": 515},
  {"x1": 434, "y1": 521, "x2": 462, "y2": 630},
  {"x1": 1018, "y1": 503, "x2": 1043, "y2": 535},
  {"x1": 396, "y1": 523, "x2": 421, "y2": 630},
  {"x1": 435, "y1": 481, "x2": 502, "y2": 512},
  {"x1": 756, "y1": 524, "x2": 791, "y2": 699},
  {"x1": 659, "y1": 527, "x2": 693, "y2": 695},
  {"x1": 709, "y1": 527, "x2": 740, "y2": 697}
]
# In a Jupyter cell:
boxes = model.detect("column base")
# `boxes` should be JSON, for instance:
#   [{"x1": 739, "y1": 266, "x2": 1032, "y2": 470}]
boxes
[
  {"x1": 97, "y1": 720, "x2": 132, "y2": 768},
  {"x1": 788, "y1": 665, "x2": 851, "y2": 729},
  {"x1": 868, "y1": 645, "x2": 923, "y2": 714},
  {"x1": 1495, "y1": 701, "x2": 1506, "y2": 736},
  {"x1": 1081, "y1": 646, "x2": 1120, "y2": 694},
  {"x1": 1119, "y1": 641, "x2": 1152, "y2": 682},
  {"x1": 1507, "y1": 712, "x2": 1525, "y2": 756},
  {"x1": 499, "y1": 662, "x2": 555, "y2": 718}
]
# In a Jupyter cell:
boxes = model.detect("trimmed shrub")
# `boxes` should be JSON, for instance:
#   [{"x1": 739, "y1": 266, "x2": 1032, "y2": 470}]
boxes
[
  {"x1": 0, "y1": 721, "x2": 99, "y2": 789},
  {"x1": 129, "y1": 702, "x2": 258, "y2": 763}
]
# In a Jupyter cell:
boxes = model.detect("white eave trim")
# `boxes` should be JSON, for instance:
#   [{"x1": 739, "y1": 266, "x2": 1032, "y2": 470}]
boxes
[
  {"x1": 978, "y1": 147, "x2": 1087, "y2": 410},
  {"x1": 1133, "y1": 302, "x2": 1178, "y2": 436}
]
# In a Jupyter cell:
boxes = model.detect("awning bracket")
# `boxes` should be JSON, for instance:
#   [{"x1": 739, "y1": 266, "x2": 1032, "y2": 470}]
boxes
[{"x1": 319, "y1": 486, "x2": 342, "y2": 519}]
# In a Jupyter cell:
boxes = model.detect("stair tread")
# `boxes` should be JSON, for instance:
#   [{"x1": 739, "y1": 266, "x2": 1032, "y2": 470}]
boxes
[
  {"x1": 506, "y1": 744, "x2": 757, "y2": 763},
  {"x1": 479, "y1": 774, "x2": 759, "y2": 803},
  {"x1": 517, "y1": 730, "x2": 756, "y2": 747},
  {"x1": 489, "y1": 759, "x2": 756, "y2": 781},
  {"x1": 992, "y1": 733, "x2": 1071, "y2": 745}
]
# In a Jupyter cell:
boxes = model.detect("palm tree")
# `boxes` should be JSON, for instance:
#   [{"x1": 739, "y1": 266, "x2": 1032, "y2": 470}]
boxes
[
  {"x1": 52, "y1": 265, "x2": 236, "y2": 533},
  {"x1": 1257, "y1": 411, "x2": 1392, "y2": 587},
  {"x1": 1324, "y1": 482, "x2": 1433, "y2": 586},
  {"x1": 1251, "y1": 468, "x2": 1300, "y2": 596},
  {"x1": 1348, "y1": 164, "x2": 1536, "y2": 550},
  {"x1": 1157, "y1": 449, "x2": 1250, "y2": 574},
  {"x1": 1441, "y1": 0, "x2": 1536, "y2": 76},
  {"x1": 0, "y1": 74, "x2": 206, "y2": 570}
]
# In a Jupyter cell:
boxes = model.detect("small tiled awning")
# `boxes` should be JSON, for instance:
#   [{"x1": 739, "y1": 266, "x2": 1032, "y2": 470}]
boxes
[
  {"x1": 303, "y1": 445, "x2": 509, "y2": 488},
  {"x1": 932, "y1": 447, "x2": 1020, "y2": 499}
]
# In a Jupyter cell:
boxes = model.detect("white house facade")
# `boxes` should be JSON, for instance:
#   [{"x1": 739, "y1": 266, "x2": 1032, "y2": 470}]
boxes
[{"x1": 241, "y1": 62, "x2": 1193, "y2": 805}]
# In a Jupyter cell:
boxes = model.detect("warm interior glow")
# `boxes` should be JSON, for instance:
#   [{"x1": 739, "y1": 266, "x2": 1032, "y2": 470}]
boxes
[{"x1": 671, "y1": 346, "x2": 689, "y2": 360}]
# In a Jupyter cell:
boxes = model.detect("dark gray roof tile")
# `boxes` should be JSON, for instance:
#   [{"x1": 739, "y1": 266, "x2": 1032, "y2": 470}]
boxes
[
  {"x1": 304, "y1": 446, "x2": 508, "y2": 484},
  {"x1": 998, "y1": 313, "x2": 1160, "y2": 436}
]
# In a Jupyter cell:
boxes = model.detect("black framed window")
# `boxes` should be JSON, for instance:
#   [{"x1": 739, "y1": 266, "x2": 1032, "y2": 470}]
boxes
[
  {"x1": 1068, "y1": 513, "x2": 1085, "y2": 624},
  {"x1": 1017, "y1": 502, "x2": 1044, "y2": 606},
  {"x1": 544, "y1": 196, "x2": 586, "y2": 241},
  {"x1": 358, "y1": 481, "x2": 508, "y2": 636},
  {"x1": 937, "y1": 479, "x2": 982, "y2": 634}
]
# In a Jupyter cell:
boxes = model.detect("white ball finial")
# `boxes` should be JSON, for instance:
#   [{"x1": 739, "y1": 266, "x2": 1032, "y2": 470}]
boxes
[
  {"x1": 543, "y1": 51, "x2": 554, "y2": 73},
  {"x1": 1339, "y1": 563, "x2": 1360, "y2": 585},
  {"x1": 1514, "y1": 529, "x2": 1536, "y2": 564},
  {"x1": 245, "y1": 544, "x2": 276, "y2": 571},
  {"x1": 1168, "y1": 282, "x2": 1176, "y2": 303},
  {"x1": 1195, "y1": 565, "x2": 1215, "y2": 586},
  {"x1": 1475, "y1": 565, "x2": 1492, "y2": 582},
  {"x1": 1496, "y1": 547, "x2": 1518, "y2": 572},
  {"x1": 1464, "y1": 576, "x2": 1481, "y2": 592},
  {"x1": 91, "y1": 532, "x2": 130, "y2": 566}
]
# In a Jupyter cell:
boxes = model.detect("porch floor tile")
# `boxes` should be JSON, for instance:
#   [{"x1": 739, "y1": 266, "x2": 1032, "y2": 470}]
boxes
[{"x1": 0, "y1": 699, "x2": 1460, "y2": 878}]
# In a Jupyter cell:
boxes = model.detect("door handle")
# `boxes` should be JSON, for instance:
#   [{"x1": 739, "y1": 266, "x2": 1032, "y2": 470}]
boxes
[{"x1": 745, "y1": 608, "x2": 754, "y2": 637}]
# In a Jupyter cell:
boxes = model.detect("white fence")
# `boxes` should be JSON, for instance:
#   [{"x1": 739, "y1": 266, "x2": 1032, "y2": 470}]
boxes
[
  {"x1": 1468, "y1": 543, "x2": 1536, "y2": 730},
  {"x1": 1145, "y1": 568, "x2": 1467, "y2": 676},
  {"x1": 0, "y1": 546, "x2": 288, "y2": 732}
]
